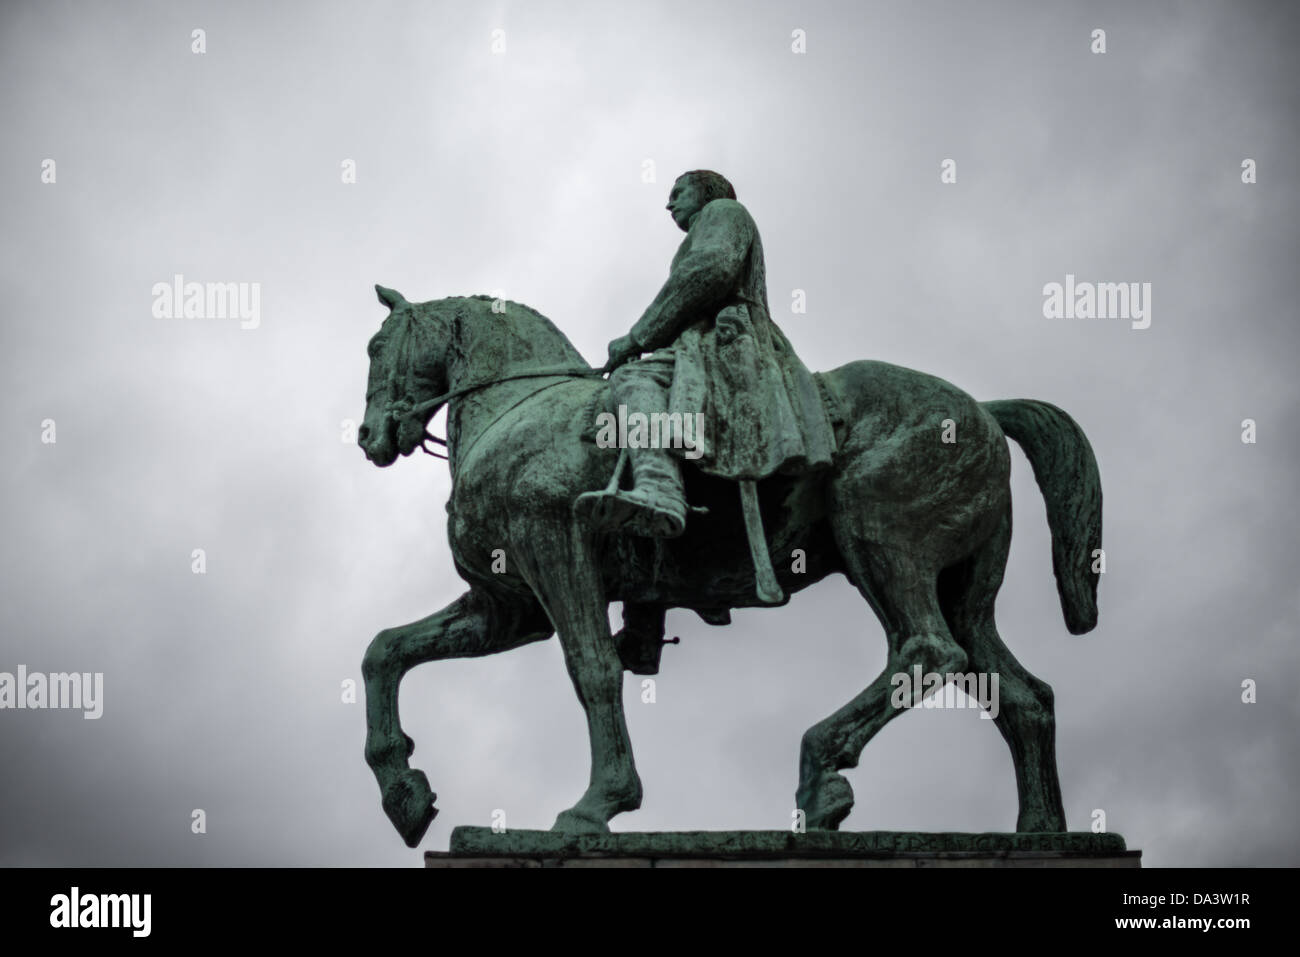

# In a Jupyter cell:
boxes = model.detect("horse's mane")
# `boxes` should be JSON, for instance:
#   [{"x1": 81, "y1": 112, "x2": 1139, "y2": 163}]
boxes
[{"x1": 448, "y1": 294, "x2": 590, "y2": 368}]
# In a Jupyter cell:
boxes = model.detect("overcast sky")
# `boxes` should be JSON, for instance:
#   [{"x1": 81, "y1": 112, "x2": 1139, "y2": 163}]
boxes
[{"x1": 1, "y1": 0, "x2": 1297, "y2": 867}]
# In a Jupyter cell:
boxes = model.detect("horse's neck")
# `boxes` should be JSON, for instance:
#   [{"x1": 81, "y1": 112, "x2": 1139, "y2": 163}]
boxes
[{"x1": 443, "y1": 303, "x2": 589, "y2": 474}]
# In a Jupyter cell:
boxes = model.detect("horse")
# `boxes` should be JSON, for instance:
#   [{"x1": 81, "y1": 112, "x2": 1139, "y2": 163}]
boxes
[{"x1": 357, "y1": 284, "x2": 1102, "y2": 847}]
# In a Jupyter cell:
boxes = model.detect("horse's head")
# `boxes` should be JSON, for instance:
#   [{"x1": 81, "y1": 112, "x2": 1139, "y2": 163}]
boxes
[{"x1": 358, "y1": 284, "x2": 451, "y2": 467}]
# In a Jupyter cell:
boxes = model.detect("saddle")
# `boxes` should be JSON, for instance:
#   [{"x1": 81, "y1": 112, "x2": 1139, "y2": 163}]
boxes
[{"x1": 578, "y1": 371, "x2": 846, "y2": 605}]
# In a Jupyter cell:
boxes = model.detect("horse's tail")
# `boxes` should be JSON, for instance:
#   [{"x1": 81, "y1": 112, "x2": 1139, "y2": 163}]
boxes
[{"x1": 982, "y1": 399, "x2": 1102, "y2": 635}]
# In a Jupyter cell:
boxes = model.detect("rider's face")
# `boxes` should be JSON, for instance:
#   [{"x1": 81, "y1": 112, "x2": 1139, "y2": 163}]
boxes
[{"x1": 666, "y1": 179, "x2": 704, "y2": 231}]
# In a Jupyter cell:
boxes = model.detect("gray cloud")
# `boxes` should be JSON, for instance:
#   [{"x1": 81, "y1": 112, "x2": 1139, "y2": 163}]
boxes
[{"x1": 1, "y1": 0, "x2": 1296, "y2": 866}]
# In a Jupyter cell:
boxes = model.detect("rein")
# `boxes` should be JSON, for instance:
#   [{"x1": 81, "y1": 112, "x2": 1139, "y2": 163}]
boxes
[{"x1": 390, "y1": 363, "x2": 611, "y2": 460}]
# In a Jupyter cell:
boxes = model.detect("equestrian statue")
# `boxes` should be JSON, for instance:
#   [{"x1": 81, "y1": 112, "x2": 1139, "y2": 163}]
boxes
[{"x1": 357, "y1": 170, "x2": 1102, "y2": 847}]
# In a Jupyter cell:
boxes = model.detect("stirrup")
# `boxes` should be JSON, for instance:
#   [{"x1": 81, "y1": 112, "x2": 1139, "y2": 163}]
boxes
[{"x1": 575, "y1": 487, "x2": 688, "y2": 538}]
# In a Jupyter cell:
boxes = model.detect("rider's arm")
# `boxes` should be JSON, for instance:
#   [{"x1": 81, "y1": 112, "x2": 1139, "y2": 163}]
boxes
[{"x1": 629, "y1": 200, "x2": 752, "y2": 352}]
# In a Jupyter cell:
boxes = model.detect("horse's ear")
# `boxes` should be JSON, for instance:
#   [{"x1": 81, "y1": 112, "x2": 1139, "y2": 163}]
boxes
[{"x1": 375, "y1": 285, "x2": 407, "y2": 310}]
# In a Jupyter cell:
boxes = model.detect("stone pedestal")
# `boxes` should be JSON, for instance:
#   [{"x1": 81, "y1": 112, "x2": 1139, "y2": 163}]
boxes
[{"x1": 425, "y1": 828, "x2": 1140, "y2": 868}]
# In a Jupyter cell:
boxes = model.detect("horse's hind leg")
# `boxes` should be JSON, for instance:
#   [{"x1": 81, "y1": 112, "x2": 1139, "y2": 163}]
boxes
[
  {"x1": 362, "y1": 589, "x2": 552, "y2": 847},
  {"x1": 519, "y1": 524, "x2": 642, "y2": 833},
  {"x1": 797, "y1": 543, "x2": 969, "y2": 830},
  {"x1": 939, "y1": 511, "x2": 1066, "y2": 831}
]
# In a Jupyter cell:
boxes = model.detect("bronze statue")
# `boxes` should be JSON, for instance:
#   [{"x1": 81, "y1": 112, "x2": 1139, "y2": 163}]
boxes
[
  {"x1": 357, "y1": 172, "x2": 1102, "y2": 849},
  {"x1": 577, "y1": 171, "x2": 833, "y2": 542}
]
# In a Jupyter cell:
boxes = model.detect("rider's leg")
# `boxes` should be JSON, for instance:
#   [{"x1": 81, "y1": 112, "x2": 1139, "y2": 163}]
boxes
[
  {"x1": 577, "y1": 354, "x2": 688, "y2": 537},
  {"x1": 612, "y1": 355, "x2": 687, "y2": 534},
  {"x1": 614, "y1": 602, "x2": 674, "y2": 674}
]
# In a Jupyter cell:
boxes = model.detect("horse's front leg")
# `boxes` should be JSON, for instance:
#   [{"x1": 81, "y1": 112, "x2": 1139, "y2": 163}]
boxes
[
  {"x1": 520, "y1": 524, "x2": 642, "y2": 833},
  {"x1": 362, "y1": 589, "x2": 551, "y2": 846}
]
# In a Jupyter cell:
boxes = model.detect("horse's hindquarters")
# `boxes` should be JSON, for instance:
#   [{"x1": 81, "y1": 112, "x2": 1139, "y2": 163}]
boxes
[{"x1": 822, "y1": 360, "x2": 1011, "y2": 568}]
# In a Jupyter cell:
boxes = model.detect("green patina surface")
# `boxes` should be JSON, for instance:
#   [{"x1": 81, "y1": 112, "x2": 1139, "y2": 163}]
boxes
[
  {"x1": 448, "y1": 827, "x2": 1127, "y2": 858},
  {"x1": 358, "y1": 170, "x2": 1108, "y2": 850}
]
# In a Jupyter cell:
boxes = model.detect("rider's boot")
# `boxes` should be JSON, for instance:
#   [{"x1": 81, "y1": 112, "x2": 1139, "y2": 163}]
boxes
[{"x1": 576, "y1": 445, "x2": 688, "y2": 538}]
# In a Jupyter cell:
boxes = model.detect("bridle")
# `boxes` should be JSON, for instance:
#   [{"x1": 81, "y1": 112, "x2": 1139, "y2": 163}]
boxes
[
  {"x1": 394, "y1": 365, "x2": 607, "y2": 460},
  {"x1": 375, "y1": 305, "x2": 609, "y2": 460}
]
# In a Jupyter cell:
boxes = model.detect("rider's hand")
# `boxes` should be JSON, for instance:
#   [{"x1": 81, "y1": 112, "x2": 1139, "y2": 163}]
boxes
[{"x1": 605, "y1": 334, "x2": 641, "y2": 372}]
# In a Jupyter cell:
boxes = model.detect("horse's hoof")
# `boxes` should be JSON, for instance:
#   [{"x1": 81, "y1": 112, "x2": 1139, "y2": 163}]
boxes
[
  {"x1": 551, "y1": 807, "x2": 611, "y2": 834},
  {"x1": 382, "y1": 769, "x2": 438, "y2": 847},
  {"x1": 799, "y1": 771, "x2": 855, "y2": 831}
]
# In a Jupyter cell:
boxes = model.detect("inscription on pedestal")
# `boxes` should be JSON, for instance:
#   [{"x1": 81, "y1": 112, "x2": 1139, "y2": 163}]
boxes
[{"x1": 428, "y1": 828, "x2": 1139, "y2": 867}]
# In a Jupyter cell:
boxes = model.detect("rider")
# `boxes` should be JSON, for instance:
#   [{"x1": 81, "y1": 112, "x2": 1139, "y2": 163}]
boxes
[{"x1": 576, "y1": 170, "x2": 836, "y2": 538}]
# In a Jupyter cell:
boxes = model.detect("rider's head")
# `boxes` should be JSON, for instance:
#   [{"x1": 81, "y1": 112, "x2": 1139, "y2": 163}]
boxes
[{"x1": 667, "y1": 170, "x2": 736, "y2": 231}]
